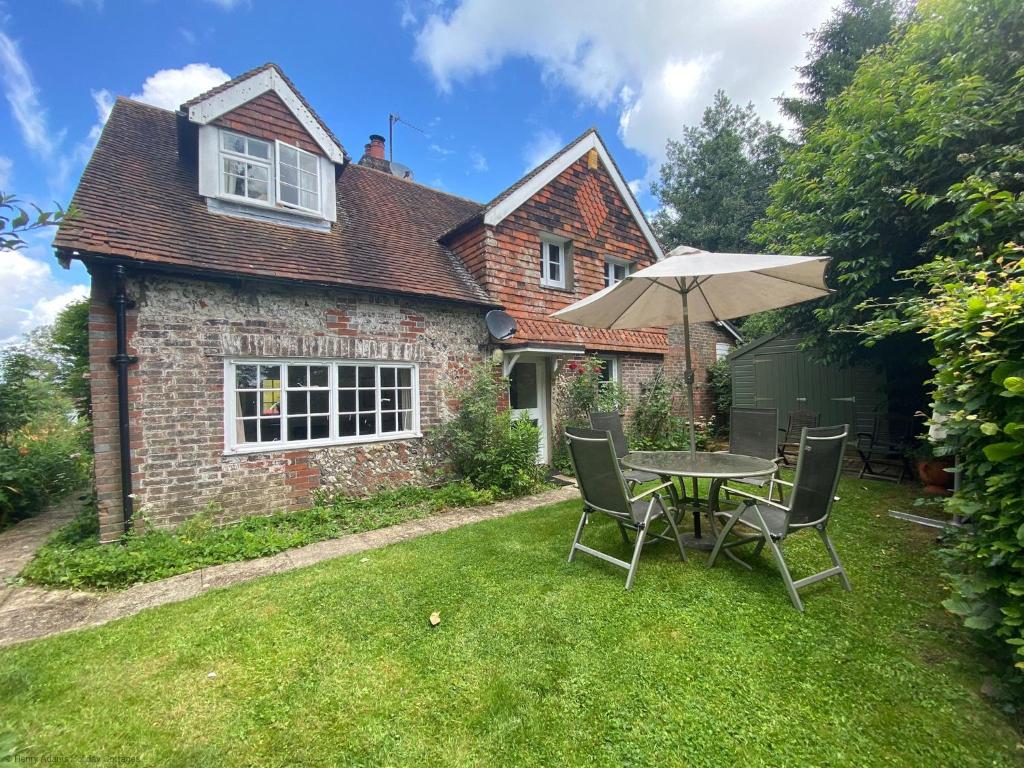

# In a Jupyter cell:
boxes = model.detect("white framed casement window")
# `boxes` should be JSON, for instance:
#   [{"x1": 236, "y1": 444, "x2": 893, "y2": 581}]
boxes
[
  {"x1": 220, "y1": 130, "x2": 272, "y2": 203},
  {"x1": 596, "y1": 355, "x2": 619, "y2": 387},
  {"x1": 276, "y1": 140, "x2": 321, "y2": 213},
  {"x1": 540, "y1": 235, "x2": 570, "y2": 289},
  {"x1": 604, "y1": 257, "x2": 632, "y2": 288},
  {"x1": 224, "y1": 359, "x2": 420, "y2": 454},
  {"x1": 716, "y1": 342, "x2": 732, "y2": 361}
]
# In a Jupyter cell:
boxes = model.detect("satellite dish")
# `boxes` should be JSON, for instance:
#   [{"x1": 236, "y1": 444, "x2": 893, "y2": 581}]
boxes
[
  {"x1": 389, "y1": 161, "x2": 414, "y2": 180},
  {"x1": 485, "y1": 310, "x2": 517, "y2": 341}
]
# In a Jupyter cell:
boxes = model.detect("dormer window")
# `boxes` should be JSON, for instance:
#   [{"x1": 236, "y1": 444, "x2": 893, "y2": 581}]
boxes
[{"x1": 213, "y1": 128, "x2": 326, "y2": 219}]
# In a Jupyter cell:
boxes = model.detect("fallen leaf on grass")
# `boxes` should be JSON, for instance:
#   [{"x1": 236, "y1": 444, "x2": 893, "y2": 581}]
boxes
[{"x1": 429, "y1": 612, "x2": 441, "y2": 627}]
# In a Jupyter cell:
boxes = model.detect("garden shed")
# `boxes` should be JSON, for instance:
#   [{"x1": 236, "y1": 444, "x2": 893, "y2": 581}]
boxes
[{"x1": 730, "y1": 333, "x2": 887, "y2": 437}]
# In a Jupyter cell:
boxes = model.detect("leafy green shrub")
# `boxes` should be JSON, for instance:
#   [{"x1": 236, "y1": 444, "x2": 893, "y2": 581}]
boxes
[
  {"x1": 550, "y1": 356, "x2": 629, "y2": 473},
  {"x1": 21, "y1": 481, "x2": 498, "y2": 590},
  {"x1": 628, "y1": 369, "x2": 713, "y2": 451},
  {"x1": 431, "y1": 363, "x2": 544, "y2": 497},
  {"x1": 707, "y1": 358, "x2": 732, "y2": 435}
]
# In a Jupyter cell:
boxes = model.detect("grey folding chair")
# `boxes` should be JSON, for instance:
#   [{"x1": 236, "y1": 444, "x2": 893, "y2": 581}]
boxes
[
  {"x1": 856, "y1": 413, "x2": 916, "y2": 483},
  {"x1": 565, "y1": 426, "x2": 687, "y2": 590},
  {"x1": 778, "y1": 409, "x2": 820, "y2": 466},
  {"x1": 708, "y1": 425, "x2": 851, "y2": 611},
  {"x1": 589, "y1": 411, "x2": 661, "y2": 488},
  {"x1": 721, "y1": 407, "x2": 782, "y2": 501}
]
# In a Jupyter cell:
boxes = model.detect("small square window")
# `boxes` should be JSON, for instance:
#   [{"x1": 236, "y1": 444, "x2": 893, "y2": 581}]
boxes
[
  {"x1": 604, "y1": 259, "x2": 631, "y2": 288},
  {"x1": 540, "y1": 238, "x2": 569, "y2": 289}
]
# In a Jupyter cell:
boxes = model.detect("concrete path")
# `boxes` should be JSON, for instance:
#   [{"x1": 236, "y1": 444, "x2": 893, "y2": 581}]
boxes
[{"x1": 0, "y1": 485, "x2": 578, "y2": 649}]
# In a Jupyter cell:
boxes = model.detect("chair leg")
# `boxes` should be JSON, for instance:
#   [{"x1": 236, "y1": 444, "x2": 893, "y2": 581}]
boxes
[
  {"x1": 663, "y1": 504, "x2": 688, "y2": 562},
  {"x1": 818, "y1": 528, "x2": 852, "y2": 592},
  {"x1": 707, "y1": 508, "x2": 742, "y2": 568},
  {"x1": 617, "y1": 521, "x2": 633, "y2": 546},
  {"x1": 568, "y1": 510, "x2": 588, "y2": 563},
  {"x1": 764, "y1": 535, "x2": 804, "y2": 612},
  {"x1": 624, "y1": 522, "x2": 648, "y2": 590}
]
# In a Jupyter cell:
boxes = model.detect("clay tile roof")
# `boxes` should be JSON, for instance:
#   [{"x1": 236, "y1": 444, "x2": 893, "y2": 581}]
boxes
[
  {"x1": 180, "y1": 62, "x2": 348, "y2": 161},
  {"x1": 507, "y1": 316, "x2": 667, "y2": 355},
  {"x1": 55, "y1": 99, "x2": 494, "y2": 307}
]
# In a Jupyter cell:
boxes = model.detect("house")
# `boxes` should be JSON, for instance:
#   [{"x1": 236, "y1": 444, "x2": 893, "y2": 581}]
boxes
[{"x1": 54, "y1": 63, "x2": 734, "y2": 542}]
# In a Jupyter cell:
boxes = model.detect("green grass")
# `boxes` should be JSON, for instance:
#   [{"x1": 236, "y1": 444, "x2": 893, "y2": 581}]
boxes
[
  {"x1": 1, "y1": 477, "x2": 1020, "y2": 766},
  {"x1": 19, "y1": 482, "x2": 501, "y2": 590}
]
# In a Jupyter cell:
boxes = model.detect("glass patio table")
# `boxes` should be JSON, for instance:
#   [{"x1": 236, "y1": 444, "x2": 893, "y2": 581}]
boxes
[{"x1": 620, "y1": 451, "x2": 777, "y2": 550}]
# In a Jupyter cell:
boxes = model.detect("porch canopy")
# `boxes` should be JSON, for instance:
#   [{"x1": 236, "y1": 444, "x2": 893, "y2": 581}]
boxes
[{"x1": 551, "y1": 245, "x2": 831, "y2": 455}]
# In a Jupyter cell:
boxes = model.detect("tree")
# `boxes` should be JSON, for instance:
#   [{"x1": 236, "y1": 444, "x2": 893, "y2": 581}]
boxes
[
  {"x1": 755, "y1": 0, "x2": 1024, "y2": 374},
  {"x1": 48, "y1": 298, "x2": 91, "y2": 417},
  {"x1": 778, "y1": 0, "x2": 910, "y2": 135},
  {"x1": 652, "y1": 91, "x2": 787, "y2": 253},
  {"x1": 1, "y1": 192, "x2": 73, "y2": 251}
]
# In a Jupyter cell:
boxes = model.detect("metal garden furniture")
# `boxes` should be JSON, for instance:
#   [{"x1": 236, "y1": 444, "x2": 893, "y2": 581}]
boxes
[
  {"x1": 620, "y1": 451, "x2": 777, "y2": 550},
  {"x1": 777, "y1": 409, "x2": 820, "y2": 466},
  {"x1": 589, "y1": 411, "x2": 661, "y2": 488},
  {"x1": 721, "y1": 407, "x2": 782, "y2": 501},
  {"x1": 708, "y1": 425, "x2": 851, "y2": 612},
  {"x1": 565, "y1": 427, "x2": 687, "y2": 590},
  {"x1": 856, "y1": 413, "x2": 916, "y2": 484}
]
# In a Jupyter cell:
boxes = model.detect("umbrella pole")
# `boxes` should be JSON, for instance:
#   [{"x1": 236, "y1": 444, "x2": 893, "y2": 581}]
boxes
[{"x1": 680, "y1": 289, "x2": 698, "y2": 458}]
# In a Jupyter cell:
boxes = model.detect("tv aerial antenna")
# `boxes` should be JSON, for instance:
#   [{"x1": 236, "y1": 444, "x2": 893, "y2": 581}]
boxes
[{"x1": 388, "y1": 113, "x2": 425, "y2": 163}]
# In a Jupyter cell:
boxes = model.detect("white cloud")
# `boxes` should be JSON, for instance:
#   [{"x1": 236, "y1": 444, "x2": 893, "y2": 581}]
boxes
[
  {"x1": 399, "y1": 1, "x2": 417, "y2": 28},
  {"x1": 0, "y1": 244, "x2": 88, "y2": 345},
  {"x1": 414, "y1": 0, "x2": 835, "y2": 181},
  {"x1": 179, "y1": 28, "x2": 198, "y2": 45},
  {"x1": 0, "y1": 31, "x2": 61, "y2": 161},
  {"x1": 469, "y1": 148, "x2": 488, "y2": 172},
  {"x1": 521, "y1": 129, "x2": 563, "y2": 172},
  {"x1": 429, "y1": 142, "x2": 454, "y2": 156},
  {"x1": 0, "y1": 156, "x2": 11, "y2": 188},
  {"x1": 204, "y1": 0, "x2": 249, "y2": 9},
  {"x1": 128, "y1": 63, "x2": 230, "y2": 111}
]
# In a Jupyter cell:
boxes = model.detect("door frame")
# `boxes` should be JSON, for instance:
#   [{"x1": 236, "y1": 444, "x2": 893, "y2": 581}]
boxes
[{"x1": 508, "y1": 354, "x2": 551, "y2": 465}]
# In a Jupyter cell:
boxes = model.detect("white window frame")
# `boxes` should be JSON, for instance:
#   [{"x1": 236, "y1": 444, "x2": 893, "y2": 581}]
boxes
[
  {"x1": 604, "y1": 257, "x2": 632, "y2": 288},
  {"x1": 275, "y1": 139, "x2": 321, "y2": 214},
  {"x1": 223, "y1": 358, "x2": 421, "y2": 455},
  {"x1": 219, "y1": 130, "x2": 274, "y2": 207},
  {"x1": 540, "y1": 235, "x2": 570, "y2": 289},
  {"x1": 716, "y1": 342, "x2": 732, "y2": 361},
  {"x1": 596, "y1": 355, "x2": 619, "y2": 386}
]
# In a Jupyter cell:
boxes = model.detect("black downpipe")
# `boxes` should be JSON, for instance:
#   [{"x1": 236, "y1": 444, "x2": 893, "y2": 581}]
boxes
[{"x1": 110, "y1": 265, "x2": 138, "y2": 533}]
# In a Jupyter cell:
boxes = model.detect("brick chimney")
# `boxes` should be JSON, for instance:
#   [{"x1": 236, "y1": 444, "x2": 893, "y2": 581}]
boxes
[{"x1": 359, "y1": 134, "x2": 391, "y2": 172}]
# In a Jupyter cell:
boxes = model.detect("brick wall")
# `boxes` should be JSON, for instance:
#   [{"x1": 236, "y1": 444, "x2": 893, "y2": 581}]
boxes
[
  {"x1": 664, "y1": 321, "x2": 735, "y2": 421},
  {"x1": 89, "y1": 267, "x2": 487, "y2": 542},
  {"x1": 213, "y1": 91, "x2": 321, "y2": 156}
]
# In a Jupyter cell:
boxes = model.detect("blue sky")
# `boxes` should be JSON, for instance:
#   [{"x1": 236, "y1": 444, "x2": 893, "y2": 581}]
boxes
[{"x1": 0, "y1": 0, "x2": 835, "y2": 343}]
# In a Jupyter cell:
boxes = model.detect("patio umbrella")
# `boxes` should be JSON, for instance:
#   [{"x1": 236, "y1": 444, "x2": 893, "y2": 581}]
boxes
[{"x1": 551, "y1": 245, "x2": 831, "y2": 456}]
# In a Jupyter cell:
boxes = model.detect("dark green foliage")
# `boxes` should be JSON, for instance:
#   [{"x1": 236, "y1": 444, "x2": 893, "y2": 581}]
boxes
[
  {"x1": 628, "y1": 369, "x2": 712, "y2": 451},
  {"x1": 652, "y1": 91, "x2": 787, "y2": 253},
  {"x1": 431, "y1": 363, "x2": 544, "y2": 497},
  {"x1": 21, "y1": 482, "x2": 498, "y2": 590},
  {"x1": 707, "y1": 359, "x2": 732, "y2": 435},
  {"x1": 756, "y1": 0, "x2": 1024, "y2": 368},
  {"x1": 47, "y1": 299, "x2": 90, "y2": 417},
  {"x1": 551, "y1": 356, "x2": 629, "y2": 474},
  {"x1": 778, "y1": 0, "x2": 909, "y2": 134},
  {"x1": 737, "y1": 309, "x2": 787, "y2": 342}
]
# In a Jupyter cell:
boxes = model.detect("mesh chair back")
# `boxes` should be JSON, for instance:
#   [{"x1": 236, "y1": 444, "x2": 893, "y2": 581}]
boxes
[
  {"x1": 589, "y1": 412, "x2": 629, "y2": 459},
  {"x1": 565, "y1": 426, "x2": 635, "y2": 520},
  {"x1": 785, "y1": 410, "x2": 820, "y2": 441},
  {"x1": 786, "y1": 425, "x2": 848, "y2": 528},
  {"x1": 730, "y1": 407, "x2": 778, "y2": 460}
]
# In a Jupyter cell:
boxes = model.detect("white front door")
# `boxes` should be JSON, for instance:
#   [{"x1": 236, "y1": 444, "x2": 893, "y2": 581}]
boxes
[{"x1": 509, "y1": 357, "x2": 548, "y2": 464}]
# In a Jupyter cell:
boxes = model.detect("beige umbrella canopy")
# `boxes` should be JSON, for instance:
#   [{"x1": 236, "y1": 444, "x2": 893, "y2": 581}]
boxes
[{"x1": 551, "y1": 245, "x2": 831, "y2": 455}]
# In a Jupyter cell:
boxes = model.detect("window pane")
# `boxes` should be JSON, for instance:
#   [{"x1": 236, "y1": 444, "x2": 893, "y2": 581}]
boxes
[
  {"x1": 338, "y1": 389, "x2": 356, "y2": 412},
  {"x1": 358, "y1": 366, "x2": 375, "y2": 387},
  {"x1": 280, "y1": 144, "x2": 298, "y2": 167},
  {"x1": 358, "y1": 414, "x2": 376, "y2": 435},
  {"x1": 381, "y1": 367, "x2": 396, "y2": 387},
  {"x1": 509, "y1": 363, "x2": 538, "y2": 409},
  {"x1": 236, "y1": 364, "x2": 257, "y2": 389},
  {"x1": 381, "y1": 412, "x2": 397, "y2": 433},
  {"x1": 280, "y1": 164, "x2": 298, "y2": 187},
  {"x1": 397, "y1": 410, "x2": 413, "y2": 431},
  {"x1": 222, "y1": 132, "x2": 245, "y2": 153},
  {"x1": 237, "y1": 391, "x2": 258, "y2": 418},
  {"x1": 358, "y1": 389, "x2": 375, "y2": 411},
  {"x1": 260, "y1": 365, "x2": 281, "y2": 386},
  {"x1": 299, "y1": 152, "x2": 318, "y2": 173},
  {"x1": 287, "y1": 366, "x2": 307, "y2": 387},
  {"x1": 249, "y1": 164, "x2": 269, "y2": 182},
  {"x1": 310, "y1": 416, "x2": 329, "y2": 440},
  {"x1": 240, "y1": 419, "x2": 258, "y2": 443},
  {"x1": 224, "y1": 158, "x2": 246, "y2": 176},
  {"x1": 299, "y1": 169, "x2": 318, "y2": 191},
  {"x1": 379, "y1": 388, "x2": 396, "y2": 410},
  {"x1": 548, "y1": 244, "x2": 560, "y2": 262},
  {"x1": 300, "y1": 190, "x2": 319, "y2": 210},
  {"x1": 397, "y1": 368, "x2": 412, "y2": 387},
  {"x1": 397, "y1": 388, "x2": 412, "y2": 410},
  {"x1": 287, "y1": 417, "x2": 308, "y2": 442},
  {"x1": 549, "y1": 260, "x2": 560, "y2": 282},
  {"x1": 248, "y1": 178, "x2": 269, "y2": 201},
  {"x1": 338, "y1": 365, "x2": 356, "y2": 388},
  {"x1": 280, "y1": 185, "x2": 299, "y2": 205},
  {"x1": 309, "y1": 366, "x2": 328, "y2": 387},
  {"x1": 310, "y1": 390, "x2": 329, "y2": 414},
  {"x1": 247, "y1": 138, "x2": 270, "y2": 159},
  {"x1": 261, "y1": 417, "x2": 281, "y2": 442},
  {"x1": 339, "y1": 414, "x2": 357, "y2": 436},
  {"x1": 260, "y1": 391, "x2": 281, "y2": 415},
  {"x1": 287, "y1": 390, "x2": 308, "y2": 415}
]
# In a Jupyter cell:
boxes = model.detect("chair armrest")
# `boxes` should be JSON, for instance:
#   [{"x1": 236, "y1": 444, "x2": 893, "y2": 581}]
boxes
[
  {"x1": 629, "y1": 481, "x2": 675, "y2": 503},
  {"x1": 856, "y1": 432, "x2": 873, "y2": 439},
  {"x1": 773, "y1": 478, "x2": 794, "y2": 487},
  {"x1": 719, "y1": 485, "x2": 790, "y2": 512}
]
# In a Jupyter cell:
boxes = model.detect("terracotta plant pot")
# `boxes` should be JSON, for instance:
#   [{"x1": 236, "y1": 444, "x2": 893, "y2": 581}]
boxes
[{"x1": 917, "y1": 458, "x2": 954, "y2": 496}]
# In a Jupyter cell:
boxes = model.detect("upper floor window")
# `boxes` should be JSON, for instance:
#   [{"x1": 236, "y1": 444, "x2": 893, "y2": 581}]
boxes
[
  {"x1": 541, "y1": 236, "x2": 570, "y2": 289},
  {"x1": 219, "y1": 129, "x2": 321, "y2": 214},
  {"x1": 604, "y1": 258, "x2": 632, "y2": 288}
]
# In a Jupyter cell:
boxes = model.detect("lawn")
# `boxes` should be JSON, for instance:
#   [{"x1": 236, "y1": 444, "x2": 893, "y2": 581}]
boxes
[{"x1": 1, "y1": 478, "x2": 1020, "y2": 767}]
